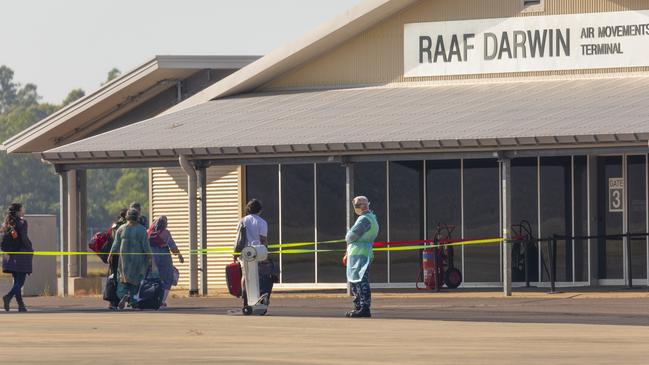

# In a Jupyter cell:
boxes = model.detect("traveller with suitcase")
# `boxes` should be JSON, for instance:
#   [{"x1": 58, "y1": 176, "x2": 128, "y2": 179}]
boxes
[
  {"x1": 226, "y1": 199, "x2": 278, "y2": 315},
  {"x1": 107, "y1": 208, "x2": 152, "y2": 310},
  {"x1": 147, "y1": 215, "x2": 184, "y2": 308}
]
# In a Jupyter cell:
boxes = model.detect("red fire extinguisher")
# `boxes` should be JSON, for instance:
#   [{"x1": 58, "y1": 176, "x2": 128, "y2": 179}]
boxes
[{"x1": 419, "y1": 248, "x2": 438, "y2": 290}]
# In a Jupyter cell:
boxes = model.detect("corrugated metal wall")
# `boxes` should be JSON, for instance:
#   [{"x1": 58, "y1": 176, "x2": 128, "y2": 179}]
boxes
[
  {"x1": 262, "y1": 0, "x2": 649, "y2": 91},
  {"x1": 150, "y1": 166, "x2": 242, "y2": 290}
]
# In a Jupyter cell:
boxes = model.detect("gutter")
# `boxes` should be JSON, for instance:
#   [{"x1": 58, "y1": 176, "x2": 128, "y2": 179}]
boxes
[{"x1": 179, "y1": 155, "x2": 199, "y2": 296}]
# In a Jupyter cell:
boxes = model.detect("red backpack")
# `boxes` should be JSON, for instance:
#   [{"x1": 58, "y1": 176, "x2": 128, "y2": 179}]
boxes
[
  {"x1": 89, "y1": 229, "x2": 113, "y2": 263},
  {"x1": 89, "y1": 231, "x2": 111, "y2": 253}
]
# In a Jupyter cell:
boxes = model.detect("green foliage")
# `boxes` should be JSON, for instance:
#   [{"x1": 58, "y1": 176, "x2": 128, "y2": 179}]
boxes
[
  {"x1": 87, "y1": 168, "x2": 149, "y2": 231},
  {"x1": 0, "y1": 67, "x2": 59, "y2": 215},
  {"x1": 87, "y1": 168, "x2": 125, "y2": 230},
  {"x1": 103, "y1": 68, "x2": 121, "y2": 85},
  {"x1": 0, "y1": 65, "x2": 41, "y2": 116},
  {"x1": 0, "y1": 66, "x2": 19, "y2": 113},
  {"x1": 62, "y1": 88, "x2": 85, "y2": 107},
  {"x1": 0, "y1": 65, "x2": 148, "y2": 235},
  {"x1": 106, "y1": 169, "x2": 149, "y2": 216}
]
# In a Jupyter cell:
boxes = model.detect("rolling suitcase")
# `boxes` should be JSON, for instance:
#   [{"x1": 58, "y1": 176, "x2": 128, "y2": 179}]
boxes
[
  {"x1": 133, "y1": 268, "x2": 164, "y2": 310},
  {"x1": 226, "y1": 261, "x2": 242, "y2": 297},
  {"x1": 103, "y1": 265, "x2": 119, "y2": 306},
  {"x1": 258, "y1": 259, "x2": 277, "y2": 297}
]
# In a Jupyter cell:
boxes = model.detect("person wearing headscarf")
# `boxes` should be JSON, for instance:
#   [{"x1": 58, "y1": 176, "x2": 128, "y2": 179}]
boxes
[
  {"x1": 111, "y1": 208, "x2": 128, "y2": 240},
  {"x1": 343, "y1": 196, "x2": 379, "y2": 318},
  {"x1": 148, "y1": 215, "x2": 184, "y2": 307},
  {"x1": 108, "y1": 208, "x2": 152, "y2": 310},
  {"x1": 129, "y1": 202, "x2": 149, "y2": 229},
  {"x1": 2, "y1": 203, "x2": 33, "y2": 312}
]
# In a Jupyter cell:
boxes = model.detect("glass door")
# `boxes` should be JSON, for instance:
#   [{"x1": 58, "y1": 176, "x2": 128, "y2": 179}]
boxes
[
  {"x1": 596, "y1": 156, "x2": 624, "y2": 280},
  {"x1": 597, "y1": 155, "x2": 649, "y2": 284},
  {"x1": 627, "y1": 155, "x2": 647, "y2": 284}
]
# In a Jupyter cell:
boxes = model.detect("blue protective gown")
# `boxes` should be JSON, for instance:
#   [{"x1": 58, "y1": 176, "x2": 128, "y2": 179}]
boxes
[{"x1": 345, "y1": 211, "x2": 379, "y2": 283}]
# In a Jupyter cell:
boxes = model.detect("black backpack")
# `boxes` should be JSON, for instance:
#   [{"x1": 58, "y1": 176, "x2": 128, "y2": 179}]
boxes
[
  {"x1": 234, "y1": 222, "x2": 247, "y2": 253},
  {"x1": 1, "y1": 228, "x2": 19, "y2": 253}
]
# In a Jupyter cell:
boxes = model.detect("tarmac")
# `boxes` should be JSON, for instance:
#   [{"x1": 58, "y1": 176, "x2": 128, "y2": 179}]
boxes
[{"x1": 1, "y1": 289, "x2": 649, "y2": 364}]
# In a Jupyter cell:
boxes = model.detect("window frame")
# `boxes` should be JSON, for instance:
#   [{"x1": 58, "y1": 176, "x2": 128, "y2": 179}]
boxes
[{"x1": 522, "y1": 0, "x2": 544, "y2": 13}]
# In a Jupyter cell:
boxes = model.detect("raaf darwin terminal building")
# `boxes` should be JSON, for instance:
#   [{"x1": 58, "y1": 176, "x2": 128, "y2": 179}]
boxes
[{"x1": 4, "y1": 0, "x2": 649, "y2": 295}]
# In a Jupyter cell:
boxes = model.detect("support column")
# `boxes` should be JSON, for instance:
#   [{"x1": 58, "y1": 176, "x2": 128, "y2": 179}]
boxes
[
  {"x1": 345, "y1": 162, "x2": 354, "y2": 296},
  {"x1": 77, "y1": 169, "x2": 88, "y2": 277},
  {"x1": 587, "y1": 155, "x2": 599, "y2": 285},
  {"x1": 67, "y1": 169, "x2": 79, "y2": 277},
  {"x1": 500, "y1": 157, "x2": 513, "y2": 297},
  {"x1": 57, "y1": 169, "x2": 69, "y2": 297},
  {"x1": 197, "y1": 166, "x2": 208, "y2": 296},
  {"x1": 179, "y1": 155, "x2": 199, "y2": 296}
]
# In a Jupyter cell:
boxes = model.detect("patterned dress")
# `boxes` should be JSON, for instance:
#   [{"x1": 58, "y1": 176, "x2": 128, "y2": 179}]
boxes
[
  {"x1": 110, "y1": 223, "x2": 152, "y2": 301},
  {"x1": 150, "y1": 229, "x2": 178, "y2": 290}
]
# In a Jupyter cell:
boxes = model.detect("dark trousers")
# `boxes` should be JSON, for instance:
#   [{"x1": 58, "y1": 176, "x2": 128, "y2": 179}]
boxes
[
  {"x1": 6, "y1": 272, "x2": 27, "y2": 304},
  {"x1": 351, "y1": 271, "x2": 371, "y2": 309}
]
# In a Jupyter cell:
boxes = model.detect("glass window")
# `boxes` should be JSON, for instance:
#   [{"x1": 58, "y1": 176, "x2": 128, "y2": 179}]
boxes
[
  {"x1": 389, "y1": 161, "x2": 424, "y2": 283},
  {"x1": 540, "y1": 157, "x2": 573, "y2": 282},
  {"x1": 426, "y1": 160, "x2": 462, "y2": 271},
  {"x1": 245, "y1": 165, "x2": 279, "y2": 245},
  {"x1": 597, "y1": 156, "x2": 624, "y2": 279},
  {"x1": 281, "y1": 164, "x2": 315, "y2": 283},
  {"x1": 511, "y1": 158, "x2": 539, "y2": 283},
  {"x1": 573, "y1": 156, "x2": 589, "y2": 282},
  {"x1": 628, "y1": 155, "x2": 647, "y2": 280},
  {"x1": 463, "y1": 159, "x2": 500, "y2": 282},
  {"x1": 316, "y1": 163, "x2": 347, "y2": 283},
  {"x1": 354, "y1": 162, "x2": 388, "y2": 283}
]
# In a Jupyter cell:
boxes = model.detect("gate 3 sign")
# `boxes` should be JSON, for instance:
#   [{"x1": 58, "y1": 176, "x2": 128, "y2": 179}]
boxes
[
  {"x1": 404, "y1": 10, "x2": 649, "y2": 77},
  {"x1": 609, "y1": 178, "x2": 625, "y2": 213}
]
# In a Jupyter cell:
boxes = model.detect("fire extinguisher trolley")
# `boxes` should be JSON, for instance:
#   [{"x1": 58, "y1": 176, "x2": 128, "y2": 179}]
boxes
[{"x1": 417, "y1": 224, "x2": 463, "y2": 291}]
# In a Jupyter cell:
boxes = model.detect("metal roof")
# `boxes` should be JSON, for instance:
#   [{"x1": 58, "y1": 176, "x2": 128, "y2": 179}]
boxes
[
  {"x1": 3, "y1": 55, "x2": 259, "y2": 153},
  {"x1": 42, "y1": 76, "x2": 649, "y2": 164},
  {"x1": 162, "y1": 0, "x2": 419, "y2": 114}
]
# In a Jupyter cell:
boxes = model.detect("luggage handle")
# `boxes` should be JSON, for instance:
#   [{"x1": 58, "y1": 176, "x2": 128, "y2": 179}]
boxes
[{"x1": 144, "y1": 264, "x2": 159, "y2": 279}]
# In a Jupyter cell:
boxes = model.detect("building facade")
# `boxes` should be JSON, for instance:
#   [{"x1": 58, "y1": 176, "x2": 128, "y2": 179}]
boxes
[
  {"x1": 8, "y1": 0, "x2": 649, "y2": 294},
  {"x1": 141, "y1": 0, "x2": 649, "y2": 291}
]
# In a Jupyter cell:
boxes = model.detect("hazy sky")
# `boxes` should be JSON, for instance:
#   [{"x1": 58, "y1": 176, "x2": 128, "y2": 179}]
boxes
[{"x1": 2, "y1": 0, "x2": 361, "y2": 104}]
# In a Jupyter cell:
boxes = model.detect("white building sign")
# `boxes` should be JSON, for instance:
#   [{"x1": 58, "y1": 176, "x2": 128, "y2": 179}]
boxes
[
  {"x1": 404, "y1": 11, "x2": 649, "y2": 77},
  {"x1": 609, "y1": 178, "x2": 625, "y2": 213}
]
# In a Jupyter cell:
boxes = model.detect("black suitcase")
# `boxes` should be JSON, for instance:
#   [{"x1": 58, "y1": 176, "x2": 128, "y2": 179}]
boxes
[
  {"x1": 258, "y1": 259, "x2": 276, "y2": 298},
  {"x1": 133, "y1": 269, "x2": 164, "y2": 310},
  {"x1": 103, "y1": 267, "x2": 119, "y2": 305}
]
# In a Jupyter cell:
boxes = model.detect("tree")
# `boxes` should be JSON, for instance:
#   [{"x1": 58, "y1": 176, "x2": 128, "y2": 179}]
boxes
[
  {"x1": 0, "y1": 66, "x2": 18, "y2": 113},
  {"x1": 62, "y1": 88, "x2": 85, "y2": 106},
  {"x1": 0, "y1": 65, "x2": 149, "y2": 237},
  {"x1": 0, "y1": 67, "x2": 59, "y2": 215},
  {"x1": 86, "y1": 168, "x2": 127, "y2": 230},
  {"x1": 103, "y1": 68, "x2": 121, "y2": 85},
  {"x1": 0, "y1": 65, "x2": 40, "y2": 114},
  {"x1": 105, "y1": 169, "x2": 149, "y2": 216}
]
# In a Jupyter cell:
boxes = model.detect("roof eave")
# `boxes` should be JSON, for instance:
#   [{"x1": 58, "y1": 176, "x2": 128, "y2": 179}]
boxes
[
  {"x1": 3, "y1": 57, "x2": 161, "y2": 154},
  {"x1": 41, "y1": 137, "x2": 649, "y2": 165},
  {"x1": 154, "y1": 55, "x2": 261, "y2": 70},
  {"x1": 3, "y1": 55, "x2": 262, "y2": 154}
]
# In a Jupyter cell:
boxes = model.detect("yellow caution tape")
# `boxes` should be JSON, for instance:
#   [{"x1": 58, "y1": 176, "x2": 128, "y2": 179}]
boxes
[{"x1": 0, "y1": 238, "x2": 506, "y2": 257}]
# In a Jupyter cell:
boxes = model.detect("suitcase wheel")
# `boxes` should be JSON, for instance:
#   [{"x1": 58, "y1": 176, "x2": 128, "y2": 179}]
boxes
[{"x1": 242, "y1": 306, "x2": 253, "y2": 316}]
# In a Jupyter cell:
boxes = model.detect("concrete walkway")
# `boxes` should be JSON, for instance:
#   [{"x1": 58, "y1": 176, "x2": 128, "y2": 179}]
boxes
[{"x1": 1, "y1": 292, "x2": 649, "y2": 364}]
